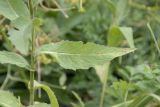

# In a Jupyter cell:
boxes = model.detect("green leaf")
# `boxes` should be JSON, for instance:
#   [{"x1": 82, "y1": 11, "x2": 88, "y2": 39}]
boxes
[
  {"x1": 4, "y1": 0, "x2": 31, "y2": 55},
  {"x1": 108, "y1": 26, "x2": 124, "y2": 47},
  {"x1": 28, "y1": 103, "x2": 51, "y2": 107},
  {"x1": 108, "y1": 26, "x2": 135, "y2": 48},
  {"x1": 128, "y1": 95, "x2": 150, "y2": 107},
  {"x1": 0, "y1": 90, "x2": 21, "y2": 107},
  {"x1": 119, "y1": 27, "x2": 134, "y2": 48},
  {"x1": 8, "y1": 17, "x2": 32, "y2": 55},
  {"x1": 95, "y1": 62, "x2": 110, "y2": 84},
  {"x1": 0, "y1": 0, "x2": 29, "y2": 20},
  {"x1": 32, "y1": 81, "x2": 59, "y2": 107},
  {"x1": 0, "y1": 51, "x2": 30, "y2": 70},
  {"x1": 128, "y1": 92, "x2": 160, "y2": 107},
  {"x1": 36, "y1": 41, "x2": 135, "y2": 70},
  {"x1": 112, "y1": 80, "x2": 131, "y2": 100}
]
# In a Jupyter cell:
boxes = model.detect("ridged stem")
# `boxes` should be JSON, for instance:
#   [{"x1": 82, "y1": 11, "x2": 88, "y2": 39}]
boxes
[{"x1": 28, "y1": 0, "x2": 35, "y2": 105}]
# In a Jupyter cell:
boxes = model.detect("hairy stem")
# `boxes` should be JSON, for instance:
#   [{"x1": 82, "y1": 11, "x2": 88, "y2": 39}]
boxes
[{"x1": 28, "y1": 0, "x2": 35, "y2": 105}]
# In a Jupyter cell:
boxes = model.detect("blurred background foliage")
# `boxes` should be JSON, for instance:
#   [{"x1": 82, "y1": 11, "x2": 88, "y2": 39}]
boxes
[{"x1": 1, "y1": 0, "x2": 160, "y2": 107}]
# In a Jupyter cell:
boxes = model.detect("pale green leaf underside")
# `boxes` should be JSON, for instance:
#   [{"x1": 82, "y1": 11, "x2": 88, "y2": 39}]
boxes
[
  {"x1": 0, "y1": 91, "x2": 20, "y2": 107},
  {"x1": 119, "y1": 27, "x2": 135, "y2": 48},
  {"x1": 8, "y1": 17, "x2": 32, "y2": 55},
  {"x1": 0, "y1": 51, "x2": 30, "y2": 70},
  {"x1": 28, "y1": 103, "x2": 51, "y2": 107},
  {"x1": 37, "y1": 41, "x2": 135, "y2": 70},
  {"x1": 0, "y1": 0, "x2": 29, "y2": 20}
]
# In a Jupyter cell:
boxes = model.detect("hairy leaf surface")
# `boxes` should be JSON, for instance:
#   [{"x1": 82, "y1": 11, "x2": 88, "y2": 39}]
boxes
[
  {"x1": 0, "y1": 51, "x2": 30, "y2": 69},
  {"x1": 37, "y1": 41, "x2": 135, "y2": 70}
]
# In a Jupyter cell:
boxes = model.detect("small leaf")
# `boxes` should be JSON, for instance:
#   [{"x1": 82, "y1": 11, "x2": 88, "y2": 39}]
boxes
[
  {"x1": 112, "y1": 80, "x2": 131, "y2": 100},
  {"x1": 108, "y1": 26, "x2": 124, "y2": 47},
  {"x1": 28, "y1": 103, "x2": 51, "y2": 107},
  {"x1": 108, "y1": 26, "x2": 135, "y2": 48},
  {"x1": 36, "y1": 41, "x2": 135, "y2": 70},
  {"x1": 0, "y1": 0, "x2": 29, "y2": 20},
  {"x1": 119, "y1": 27, "x2": 134, "y2": 48},
  {"x1": 32, "y1": 81, "x2": 59, "y2": 107},
  {"x1": 0, "y1": 51, "x2": 30, "y2": 70},
  {"x1": 0, "y1": 90, "x2": 21, "y2": 107}
]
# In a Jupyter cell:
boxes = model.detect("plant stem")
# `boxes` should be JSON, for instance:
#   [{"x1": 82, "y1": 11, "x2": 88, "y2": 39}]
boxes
[
  {"x1": 28, "y1": 0, "x2": 36, "y2": 105},
  {"x1": 0, "y1": 65, "x2": 11, "y2": 90},
  {"x1": 147, "y1": 23, "x2": 160, "y2": 55},
  {"x1": 51, "y1": 0, "x2": 69, "y2": 18},
  {"x1": 124, "y1": 89, "x2": 129, "y2": 107},
  {"x1": 99, "y1": 62, "x2": 110, "y2": 107}
]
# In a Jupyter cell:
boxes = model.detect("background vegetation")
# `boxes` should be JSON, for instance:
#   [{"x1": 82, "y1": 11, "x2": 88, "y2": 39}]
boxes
[{"x1": 0, "y1": 0, "x2": 160, "y2": 107}]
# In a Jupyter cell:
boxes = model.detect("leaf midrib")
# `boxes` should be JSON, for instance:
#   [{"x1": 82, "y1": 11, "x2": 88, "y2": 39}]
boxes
[{"x1": 38, "y1": 51, "x2": 126, "y2": 56}]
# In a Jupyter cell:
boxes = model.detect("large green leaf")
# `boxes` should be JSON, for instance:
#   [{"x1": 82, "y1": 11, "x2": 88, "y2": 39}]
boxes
[
  {"x1": 0, "y1": 51, "x2": 30, "y2": 70},
  {"x1": 36, "y1": 41, "x2": 135, "y2": 70},
  {"x1": 28, "y1": 103, "x2": 51, "y2": 107},
  {"x1": 0, "y1": 0, "x2": 29, "y2": 20},
  {"x1": 0, "y1": 90, "x2": 21, "y2": 107}
]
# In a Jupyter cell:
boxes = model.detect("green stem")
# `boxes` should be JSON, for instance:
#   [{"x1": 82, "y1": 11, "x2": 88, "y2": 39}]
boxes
[
  {"x1": 99, "y1": 63, "x2": 110, "y2": 107},
  {"x1": 147, "y1": 23, "x2": 160, "y2": 55},
  {"x1": 0, "y1": 65, "x2": 11, "y2": 90},
  {"x1": 28, "y1": 0, "x2": 36, "y2": 105},
  {"x1": 124, "y1": 89, "x2": 129, "y2": 107}
]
